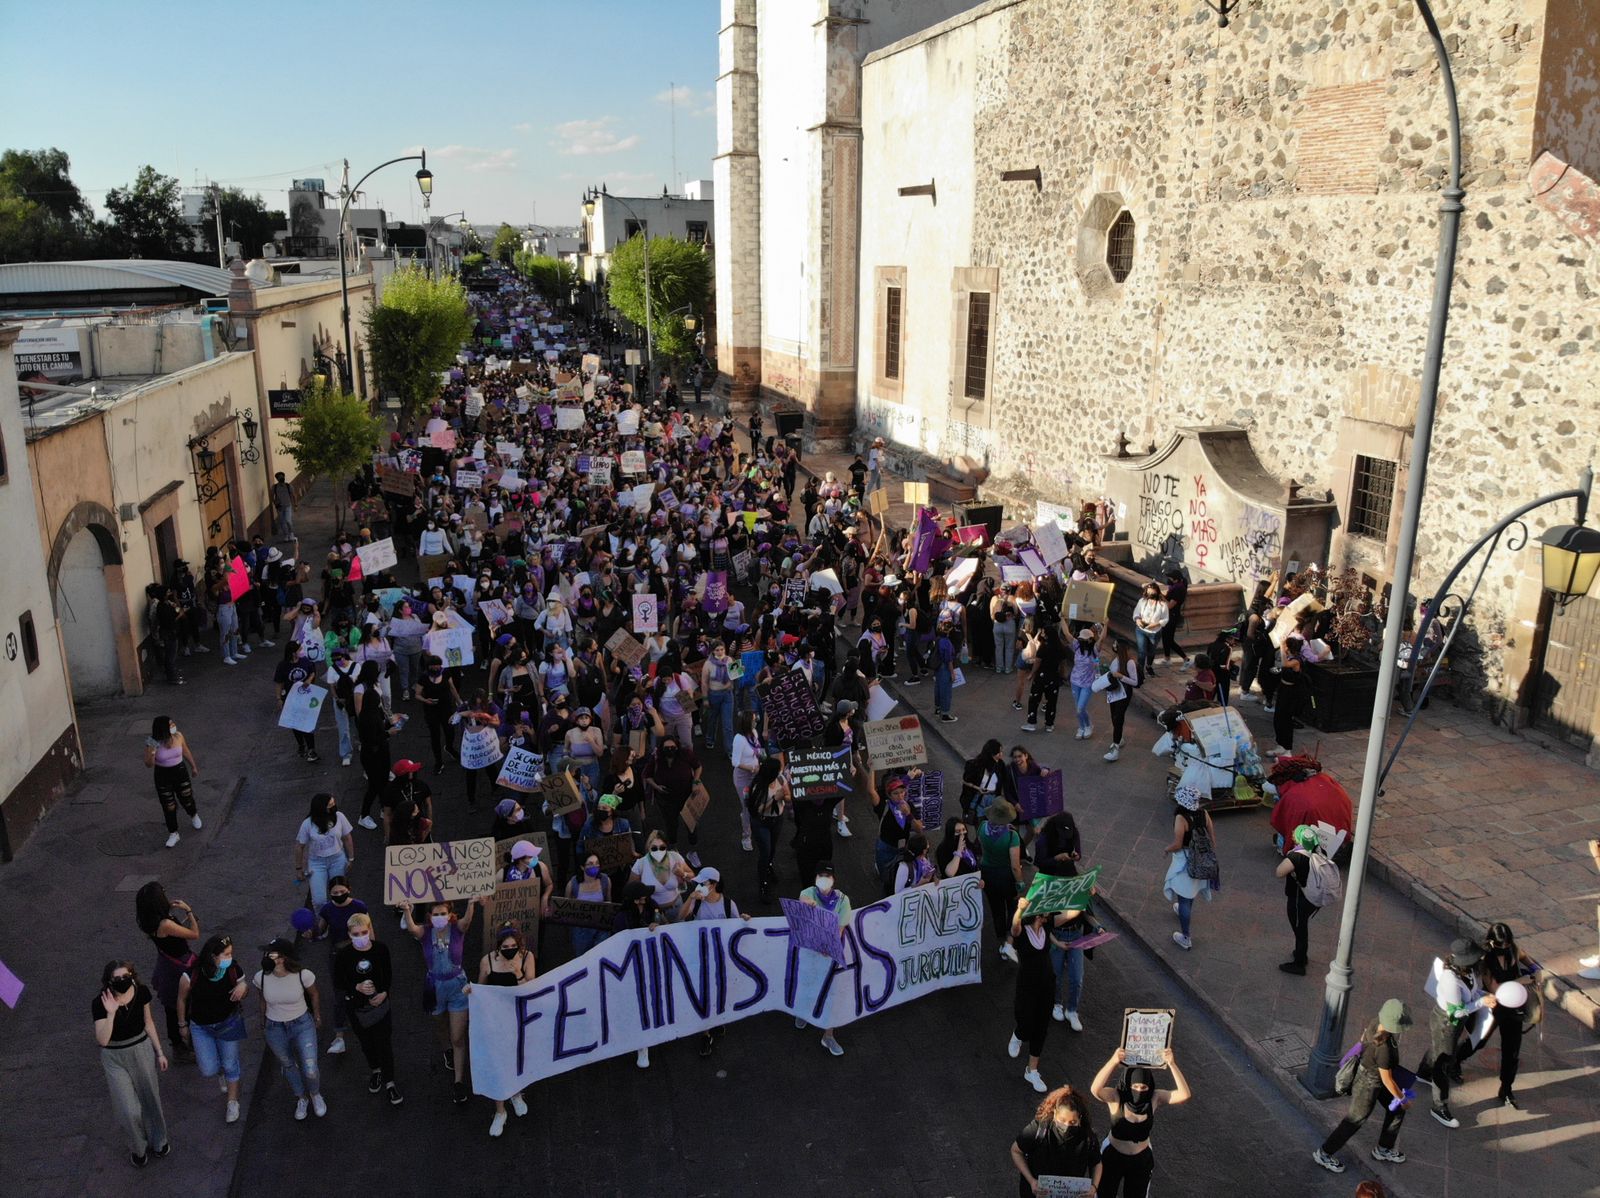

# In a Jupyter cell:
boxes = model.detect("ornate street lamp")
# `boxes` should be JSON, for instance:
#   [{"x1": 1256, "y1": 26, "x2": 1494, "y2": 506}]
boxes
[{"x1": 1540, "y1": 518, "x2": 1600, "y2": 605}]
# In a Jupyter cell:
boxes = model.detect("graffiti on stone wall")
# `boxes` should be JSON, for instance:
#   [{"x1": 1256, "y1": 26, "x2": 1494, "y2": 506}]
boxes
[
  {"x1": 1218, "y1": 504, "x2": 1282, "y2": 583},
  {"x1": 1136, "y1": 471, "x2": 1185, "y2": 560}
]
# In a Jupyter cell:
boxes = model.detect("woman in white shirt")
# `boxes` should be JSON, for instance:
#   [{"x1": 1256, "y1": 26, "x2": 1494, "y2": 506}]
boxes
[
  {"x1": 1132, "y1": 582, "x2": 1170, "y2": 677},
  {"x1": 629, "y1": 832, "x2": 694, "y2": 923},
  {"x1": 535, "y1": 596, "x2": 573, "y2": 649},
  {"x1": 294, "y1": 793, "x2": 355, "y2": 912},
  {"x1": 417, "y1": 520, "x2": 452, "y2": 559},
  {"x1": 731, "y1": 712, "x2": 763, "y2": 853},
  {"x1": 252, "y1": 938, "x2": 326, "y2": 1120}
]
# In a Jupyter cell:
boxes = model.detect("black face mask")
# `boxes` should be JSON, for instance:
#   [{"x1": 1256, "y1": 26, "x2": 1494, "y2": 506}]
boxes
[
  {"x1": 1119, "y1": 1068, "x2": 1155, "y2": 1115},
  {"x1": 110, "y1": 975, "x2": 134, "y2": 994}
]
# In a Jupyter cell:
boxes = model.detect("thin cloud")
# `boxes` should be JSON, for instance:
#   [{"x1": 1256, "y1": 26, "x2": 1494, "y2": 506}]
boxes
[
  {"x1": 552, "y1": 117, "x2": 641, "y2": 157},
  {"x1": 654, "y1": 85, "x2": 693, "y2": 105},
  {"x1": 411, "y1": 144, "x2": 520, "y2": 173},
  {"x1": 511, "y1": 122, "x2": 532, "y2": 135},
  {"x1": 656, "y1": 84, "x2": 715, "y2": 118}
]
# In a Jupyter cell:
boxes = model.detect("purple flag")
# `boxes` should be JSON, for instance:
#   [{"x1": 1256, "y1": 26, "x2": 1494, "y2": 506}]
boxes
[
  {"x1": 907, "y1": 505, "x2": 941, "y2": 575},
  {"x1": 702, "y1": 570, "x2": 729, "y2": 614}
]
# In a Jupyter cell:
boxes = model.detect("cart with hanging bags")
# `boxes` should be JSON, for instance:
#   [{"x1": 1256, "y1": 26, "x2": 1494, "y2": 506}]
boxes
[{"x1": 1152, "y1": 702, "x2": 1269, "y2": 813}]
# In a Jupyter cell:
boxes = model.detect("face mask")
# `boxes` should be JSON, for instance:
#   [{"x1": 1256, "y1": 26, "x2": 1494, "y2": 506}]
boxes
[
  {"x1": 110, "y1": 975, "x2": 134, "y2": 994},
  {"x1": 815, "y1": 876, "x2": 834, "y2": 894},
  {"x1": 168, "y1": 726, "x2": 178, "y2": 737},
  {"x1": 430, "y1": 915, "x2": 450, "y2": 929},
  {"x1": 331, "y1": 892, "x2": 350, "y2": 904},
  {"x1": 693, "y1": 884, "x2": 709, "y2": 898},
  {"x1": 649, "y1": 848, "x2": 666, "y2": 862},
  {"x1": 350, "y1": 934, "x2": 372, "y2": 950},
  {"x1": 499, "y1": 945, "x2": 519, "y2": 958},
  {"x1": 261, "y1": 956, "x2": 279, "y2": 973},
  {"x1": 211, "y1": 958, "x2": 232, "y2": 982}
]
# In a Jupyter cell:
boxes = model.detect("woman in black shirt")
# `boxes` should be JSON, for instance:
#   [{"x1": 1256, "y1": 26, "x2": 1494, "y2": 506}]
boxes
[
  {"x1": 92, "y1": 960, "x2": 170, "y2": 1168},
  {"x1": 177, "y1": 935, "x2": 247, "y2": 1123},
  {"x1": 333, "y1": 912, "x2": 402, "y2": 1107},
  {"x1": 1313, "y1": 999, "x2": 1413, "y2": 1174},
  {"x1": 935, "y1": 816, "x2": 980, "y2": 878},
  {"x1": 1009, "y1": 1084, "x2": 1100, "y2": 1197},
  {"x1": 1458, "y1": 922, "x2": 1536, "y2": 1108}
]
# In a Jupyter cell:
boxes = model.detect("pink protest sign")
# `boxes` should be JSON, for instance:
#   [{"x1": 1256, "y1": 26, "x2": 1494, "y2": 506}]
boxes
[{"x1": 227, "y1": 556, "x2": 250, "y2": 602}]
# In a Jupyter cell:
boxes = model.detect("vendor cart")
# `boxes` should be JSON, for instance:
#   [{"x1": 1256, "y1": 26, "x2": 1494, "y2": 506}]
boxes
[{"x1": 1152, "y1": 703, "x2": 1269, "y2": 813}]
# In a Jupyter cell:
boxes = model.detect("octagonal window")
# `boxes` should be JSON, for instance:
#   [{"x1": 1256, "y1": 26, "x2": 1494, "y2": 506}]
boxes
[{"x1": 1106, "y1": 210, "x2": 1135, "y2": 283}]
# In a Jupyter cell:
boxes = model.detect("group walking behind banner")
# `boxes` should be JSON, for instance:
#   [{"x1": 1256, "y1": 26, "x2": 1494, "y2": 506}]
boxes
[{"x1": 469, "y1": 875, "x2": 984, "y2": 1097}]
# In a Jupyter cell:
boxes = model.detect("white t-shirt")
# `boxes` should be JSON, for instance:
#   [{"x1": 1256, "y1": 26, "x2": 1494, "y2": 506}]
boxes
[
  {"x1": 631, "y1": 853, "x2": 687, "y2": 908},
  {"x1": 296, "y1": 812, "x2": 353, "y2": 859},
  {"x1": 253, "y1": 967, "x2": 315, "y2": 1023}
]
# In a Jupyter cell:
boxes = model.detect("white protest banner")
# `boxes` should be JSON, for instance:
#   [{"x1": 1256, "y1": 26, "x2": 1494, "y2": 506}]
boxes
[
  {"x1": 424, "y1": 627, "x2": 475, "y2": 669},
  {"x1": 455, "y1": 468, "x2": 484, "y2": 489},
  {"x1": 1270, "y1": 592, "x2": 1325, "y2": 650},
  {"x1": 495, "y1": 440, "x2": 524, "y2": 463},
  {"x1": 944, "y1": 557, "x2": 980, "y2": 598},
  {"x1": 464, "y1": 394, "x2": 483, "y2": 418},
  {"x1": 495, "y1": 747, "x2": 544, "y2": 794},
  {"x1": 810, "y1": 568, "x2": 843, "y2": 596},
  {"x1": 1032, "y1": 519, "x2": 1070, "y2": 565},
  {"x1": 468, "y1": 874, "x2": 983, "y2": 1095},
  {"x1": 629, "y1": 481, "x2": 654, "y2": 510},
  {"x1": 277, "y1": 684, "x2": 328, "y2": 733},
  {"x1": 478, "y1": 598, "x2": 511, "y2": 630},
  {"x1": 384, "y1": 838, "x2": 497, "y2": 906},
  {"x1": 864, "y1": 715, "x2": 928, "y2": 769},
  {"x1": 387, "y1": 616, "x2": 428, "y2": 639},
  {"x1": 616, "y1": 409, "x2": 640, "y2": 436},
  {"x1": 555, "y1": 407, "x2": 584, "y2": 431},
  {"x1": 999, "y1": 561, "x2": 1032, "y2": 586},
  {"x1": 632, "y1": 593, "x2": 659, "y2": 634},
  {"x1": 458, "y1": 725, "x2": 504, "y2": 771},
  {"x1": 1019, "y1": 546, "x2": 1049, "y2": 577},
  {"x1": 865, "y1": 682, "x2": 897, "y2": 722},
  {"x1": 1121, "y1": 1008, "x2": 1176, "y2": 1068},
  {"x1": 620, "y1": 449, "x2": 646, "y2": 475},
  {"x1": 356, "y1": 538, "x2": 398, "y2": 576},
  {"x1": 1036, "y1": 499, "x2": 1077, "y2": 531},
  {"x1": 581, "y1": 352, "x2": 600, "y2": 375}
]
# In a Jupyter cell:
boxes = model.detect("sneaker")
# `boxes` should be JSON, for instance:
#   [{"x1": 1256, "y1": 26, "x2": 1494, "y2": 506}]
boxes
[
  {"x1": 821, "y1": 1035, "x2": 844, "y2": 1057},
  {"x1": 311, "y1": 1094, "x2": 327, "y2": 1118},
  {"x1": 1278, "y1": 961, "x2": 1307, "y2": 975},
  {"x1": 1020, "y1": 722, "x2": 1038, "y2": 732},
  {"x1": 294, "y1": 1098, "x2": 309, "y2": 1121},
  {"x1": 1103, "y1": 744, "x2": 1121, "y2": 762},
  {"x1": 794, "y1": 1016, "x2": 808, "y2": 1030},
  {"x1": 938, "y1": 713, "x2": 958, "y2": 723},
  {"x1": 183, "y1": 647, "x2": 192, "y2": 657},
  {"x1": 489, "y1": 1111, "x2": 507, "y2": 1138},
  {"x1": 386, "y1": 1082, "x2": 404, "y2": 1106},
  {"x1": 741, "y1": 836, "x2": 753, "y2": 852},
  {"x1": 130, "y1": 1150, "x2": 150, "y2": 1168},
  {"x1": 368, "y1": 1069, "x2": 383, "y2": 1094},
  {"x1": 1173, "y1": 932, "x2": 1192, "y2": 950},
  {"x1": 1066, "y1": 1010, "x2": 1083, "y2": 1032},
  {"x1": 1311, "y1": 1149, "x2": 1345, "y2": 1174},
  {"x1": 226, "y1": 1099, "x2": 240, "y2": 1124},
  {"x1": 328, "y1": 1035, "x2": 347, "y2": 1054},
  {"x1": 835, "y1": 820, "x2": 852, "y2": 838},
  {"x1": 239, "y1": 646, "x2": 252, "y2": 656},
  {"x1": 510, "y1": 1094, "x2": 528, "y2": 1117},
  {"x1": 1044, "y1": 725, "x2": 1054, "y2": 733},
  {"x1": 1178, "y1": 659, "x2": 1192, "y2": 671},
  {"x1": 1074, "y1": 728, "x2": 1088, "y2": 740},
  {"x1": 636, "y1": 1047, "x2": 650, "y2": 1068},
  {"x1": 151, "y1": 1142, "x2": 171, "y2": 1159},
  {"x1": 1430, "y1": 1103, "x2": 1459, "y2": 1129},
  {"x1": 195, "y1": 644, "x2": 211, "y2": 653},
  {"x1": 1581, "y1": 966, "x2": 1600, "y2": 981},
  {"x1": 1372, "y1": 1146, "x2": 1406, "y2": 1164},
  {"x1": 1580, "y1": 954, "x2": 1600, "y2": 969},
  {"x1": 341, "y1": 755, "x2": 352, "y2": 767},
  {"x1": 1238, "y1": 692, "x2": 1259, "y2": 703},
  {"x1": 305, "y1": 752, "x2": 321, "y2": 763},
  {"x1": 1007, "y1": 1033, "x2": 1022, "y2": 1058},
  {"x1": 1262, "y1": 704, "x2": 1276, "y2": 714},
  {"x1": 1500, "y1": 1091, "x2": 1521, "y2": 1110},
  {"x1": 223, "y1": 657, "x2": 237, "y2": 666},
  {"x1": 999, "y1": 943, "x2": 1019, "y2": 964},
  {"x1": 261, "y1": 639, "x2": 276, "y2": 648},
  {"x1": 1052, "y1": 1004, "x2": 1066, "y2": 1023},
  {"x1": 903, "y1": 675, "x2": 921, "y2": 685},
  {"x1": 1023, "y1": 1067, "x2": 1048, "y2": 1093},
  {"x1": 1083, "y1": 724, "x2": 1093, "y2": 737},
  {"x1": 453, "y1": 1081, "x2": 469, "y2": 1105},
  {"x1": 359, "y1": 816, "x2": 378, "y2": 830},
  {"x1": 1011, "y1": 701, "x2": 1023, "y2": 711},
  {"x1": 165, "y1": 832, "x2": 181, "y2": 849}
]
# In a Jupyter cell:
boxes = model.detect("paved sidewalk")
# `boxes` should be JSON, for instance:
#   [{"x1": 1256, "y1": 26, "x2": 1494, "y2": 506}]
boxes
[{"x1": 776, "y1": 429, "x2": 1600, "y2": 1023}]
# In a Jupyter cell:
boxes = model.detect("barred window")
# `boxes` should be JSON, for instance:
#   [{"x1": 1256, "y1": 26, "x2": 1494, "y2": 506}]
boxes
[
  {"x1": 1349, "y1": 455, "x2": 1397, "y2": 539},
  {"x1": 685, "y1": 221, "x2": 708, "y2": 245},
  {"x1": 1105, "y1": 210, "x2": 1136, "y2": 283},
  {"x1": 963, "y1": 292, "x2": 991, "y2": 400},
  {"x1": 884, "y1": 286, "x2": 903, "y2": 380}
]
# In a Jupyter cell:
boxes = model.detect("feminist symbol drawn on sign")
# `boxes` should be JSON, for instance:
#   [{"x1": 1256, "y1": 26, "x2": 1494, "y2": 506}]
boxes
[{"x1": 632, "y1": 593, "x2": 659, "y2": 634}]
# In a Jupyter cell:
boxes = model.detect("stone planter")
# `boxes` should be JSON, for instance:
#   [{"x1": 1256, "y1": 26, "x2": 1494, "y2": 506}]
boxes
[{"x1": 1303, "y1": 658, "x2": 1381, "y2": 733}]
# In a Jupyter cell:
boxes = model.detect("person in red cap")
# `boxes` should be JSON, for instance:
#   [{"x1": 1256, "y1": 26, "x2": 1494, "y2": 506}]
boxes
[{"x1": 382, "y1": 761, "x2": 432, "y2": 844}]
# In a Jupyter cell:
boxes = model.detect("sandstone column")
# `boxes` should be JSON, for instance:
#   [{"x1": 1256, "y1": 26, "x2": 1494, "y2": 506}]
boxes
[{"x1": 714, "y1": 0, "x2": 762, "y2": 415}]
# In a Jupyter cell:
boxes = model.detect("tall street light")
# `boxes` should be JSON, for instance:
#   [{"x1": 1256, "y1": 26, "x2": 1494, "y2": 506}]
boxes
[
  {"x1": 339, "y1": 151, "x2": 433, "y2": 394},
  {"x1": 426, "y1": 210, "x2": 467, "y2": 278},
  {"x1": 585, "y1": 187, "x2": 653, "y2": 394}
]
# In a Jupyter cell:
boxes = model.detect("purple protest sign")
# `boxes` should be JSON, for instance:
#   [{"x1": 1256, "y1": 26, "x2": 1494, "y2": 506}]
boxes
[
  {"x1": 907, "y1": 505, "x2": 941, "y2": 575},
  {"x1": 702, "y1": 570, "x2": 729, "y2": 614},
  {"x1": 780, "y1": 897, "x2": 846, "y2": 966},
  {"x1": 537, "y1": 404, "x2": 554, "y2": 430},
  {"x1": 1014, "y1": 771, "x2": 1064, "y2": 822},
  {"x1": 906, "y1": 771, "x2": 944, "y2": 828},
  {"x1": 0, "y1": 957, "x2": 23, "y2": 1008}
]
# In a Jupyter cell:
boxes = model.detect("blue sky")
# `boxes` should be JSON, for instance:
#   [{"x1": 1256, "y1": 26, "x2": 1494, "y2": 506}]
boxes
[{"x1": 1, "y1": 0, "x2": 718, "y2": 229}]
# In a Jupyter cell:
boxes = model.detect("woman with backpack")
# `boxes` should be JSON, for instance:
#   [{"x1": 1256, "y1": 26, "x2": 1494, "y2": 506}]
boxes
[
  {"x1": 1099, "y1": 637, "x2": 1140, "y2": 762},
  {"x1": 1274, "y1": 823, "x2": 1336, "y2": 975},
  {"x1": 1161, "y1": 784, "x2": 1217, "y2": 951},
  {"x1": 1312, "y1": 999, "x2": 1414, "y2": 1174}
]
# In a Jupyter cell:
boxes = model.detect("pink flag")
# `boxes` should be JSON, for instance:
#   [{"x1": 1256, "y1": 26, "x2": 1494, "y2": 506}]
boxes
[{"x1": 227, "y1": 556, "x2": 250, "y2": 602}]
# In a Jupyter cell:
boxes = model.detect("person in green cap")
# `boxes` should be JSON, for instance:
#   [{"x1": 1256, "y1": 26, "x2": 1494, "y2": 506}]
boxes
[
  {"x1": 1274, "y1": 824, "x2": 1330, "y2": 975},
  {"x1": 1313, "y1": 999, "x2": 1415, "y2": 1174}
]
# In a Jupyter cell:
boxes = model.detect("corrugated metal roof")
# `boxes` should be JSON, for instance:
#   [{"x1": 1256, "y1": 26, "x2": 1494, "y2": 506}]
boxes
[{"x1": 0, "y1": 259, "x2": 233, "y2": 296}]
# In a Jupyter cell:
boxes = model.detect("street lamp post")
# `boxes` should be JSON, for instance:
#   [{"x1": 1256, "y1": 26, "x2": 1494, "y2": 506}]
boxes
[
  {"x1": 585, "y1": 188, "x2": 652, "y2": 394},
  {"x1": 425, "y1": 210, "x2": 467, "y2": 278},
  {"x1": 338, "y1": 151, "x2": 433, "y2": 395}
]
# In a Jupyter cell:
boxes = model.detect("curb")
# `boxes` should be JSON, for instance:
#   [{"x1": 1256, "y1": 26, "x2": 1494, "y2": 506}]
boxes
[{"x1": 881, "y1": 671, "x2": 1437, "y2": 1198}]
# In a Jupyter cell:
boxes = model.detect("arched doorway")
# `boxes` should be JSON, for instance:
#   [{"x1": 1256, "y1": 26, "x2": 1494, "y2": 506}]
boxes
[{"x1": 55, "y1": 527, "x2": 121, "y2": 699}]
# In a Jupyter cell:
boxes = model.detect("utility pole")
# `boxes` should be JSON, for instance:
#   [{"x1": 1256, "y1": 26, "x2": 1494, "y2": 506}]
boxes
[
  {"x1": 209, "y1": 182, "x2": 226, "y2": 268},
  {"x1": 670, "y1": 81, "x2": 679, "y2": 193}
]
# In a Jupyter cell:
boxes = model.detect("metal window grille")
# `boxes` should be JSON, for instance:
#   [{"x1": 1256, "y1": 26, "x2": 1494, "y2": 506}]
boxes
[
  {"x1": 884, "y1": 286, "x2": 903, "y2": 380},
  {"x1": 686, "y1": 221, "x2": 708, "y2": 245},
  {"x1": 1349, "y1": 455, "x2": 1397, "y2": 539},
  {"x1": 963, "y1": 292, "x2": 990, "y2": 400},
  {"x1": 1106, "y1": 210, "x2": 1136, "y2": 283}
]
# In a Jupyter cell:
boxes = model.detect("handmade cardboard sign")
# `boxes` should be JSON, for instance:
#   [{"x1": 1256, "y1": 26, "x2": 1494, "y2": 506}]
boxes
[
  {"x1": 605, "y1": 627, "x2": 648, "y2": 669},
  {"x1": 864, "y1": 715, "x2": 928, "y2": 770},
  {"x1": 1064, "y1": 580, "x2": 1115, "y2": 624},
  {"x1": 902, "y1": 481, "x2": 930, "y2": 506},
  {"x1": 780, "y1": 898, "x2": 845, "y2": 966},
  {"x1": 458, "y1": 725, "x2": 504, "y2": 771},
  {"x1": 481, "y1": 877, "x2": 540, "y2": 947},
  {"x1": 543, "y1": 770, "x2": 584, "y2": 818},
  {"x1": 586, "y1": 832, "x2": 637, "y2": 873},
  {"x1": 356, "y1": 537, "x2": 398, "y2": 576},
  {"x1": 495, "y1": 747, "x2": 544, "y2": 793},
  {"x1": 1022, "y1": 866, "x2": 1101, "y2": 915},
  {"x1": 631, "y1": 593, "x2": 659, "y2": 634},
  {"x1": 867, "y1": 489, "x2": 890, "y2": 515},
  {"x1": 555, "y1": 407, "x2": 584, "y2": 431},
  {"x1": 757, "y1": 668, "x2": 826, "y2": 743},
  {"x1": 1035, "y1": 1178, "x2": 1095, "y2": 1197},
  {"x1": 384, "y1": 838, "x2": 497, "y2": 905},
  {"x1": 620, "y1": 449, "x2": 647, "y2": 475},
  {"x1": 906, "y1": 771, "x2": 945, "y2": 828},
  {"x1": 787, "y1": 747, "x2": 854, "y2": 803},
  {"x1": 1032, "y1": 519, "x2": 1070, "y2": 565},
  {"x1": 1121, "y1": 1008, "x2": 1176, "y2": 1068},
  {"x1": 545, "y1": 895, "x2": 620, "y2": 931},
  {"x1": 679, "y1": 783, "x2": 712, "y2": 833},
  {"x1": 1014, "y1": 771, "x2": 1065, "y2": 822},
  {"x1": 278, "y1": 684, "x2": 328, "y2": 733}
]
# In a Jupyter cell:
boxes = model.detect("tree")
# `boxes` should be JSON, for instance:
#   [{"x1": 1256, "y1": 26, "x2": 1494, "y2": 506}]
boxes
[
  {"x1": 278, "y1": 381, "x2": 386, "y2": 533},
  {"x1": 512, "y1": 249, "x2": 576, "y2": 304},
  {"x1": 199, "y1": 187, "x2": 284, "y2": 261},
  {"x1": 460, "y1": 251, "x2": 486, "y2": 276},
  {"x1": 364, "y1": 265, "x2": 473, "y2": 428},
  {"x1": 608, "y1": 233, "x2": 712, "y2": 379},
  {"x1": 0, "y1": 147, "x2": 97, "y2": 261},
  {"x1": 104, "y1": 166, "x2": 189, "y2": 258},
  {"x1": 491, "y1": 222, "x2": 521, "y2": 265}
]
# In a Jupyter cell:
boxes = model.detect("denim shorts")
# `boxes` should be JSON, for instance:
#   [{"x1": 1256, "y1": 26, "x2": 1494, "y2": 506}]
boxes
[
  {"x1": 189, "y1": 1019, "x2": 242, "y2": 1082},
  {"x1": 431, "y1": 973, "x2": 469, "y2": 1015}
]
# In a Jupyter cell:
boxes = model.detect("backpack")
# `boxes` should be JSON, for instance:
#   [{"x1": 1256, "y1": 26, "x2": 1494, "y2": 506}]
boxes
[
  {"x1": 1184, "y1": 812, "x2": 1220, "y2": 881},
  {"x1": 1297, "y1": 848, "x2": 1343, "y2": 907},
  {"x1": 1333, "y1": 1040, "x2": 1364, "y2": 1096}
]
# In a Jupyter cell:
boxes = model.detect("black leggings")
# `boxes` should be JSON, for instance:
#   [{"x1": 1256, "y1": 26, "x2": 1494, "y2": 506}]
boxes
[
  {"x1": 1108, "y1": 697, "x2": 1130, "y2": 744},
  {"x1": 153, "y1": 765, "x2": 196, "y2": 833},
  {"x1": 292, "y1": 730, "x2": 316, "y2": 755},
  {"x1": 981, "y1": 867, "x2": 1018, "y2": 941},
  {"x1": 1098, "y1": 1146, "x2": 1154, "y2": 1198},
  {"x1": 1160, "y1": 615, "x2": 1187, "y2": 661},
  {"x1": 351, "y1": 1010, "x2": 396, "y2": 1083},
  {"x1": 360, "y1": 744, "x2": 390, "y2": 817},
  {"x1": 425, "y1": 716, "x2": 450, "y2": 768},
  {"x1": 1458, "y1": 1003, "x2": 1523, "y2": 1096},
  {"x1": 1286, "y1": 888, "x2": 1318, "y2": 965},
  {"x1": 1027, "y1": 675, "x2": 1061, "y2": 726}
]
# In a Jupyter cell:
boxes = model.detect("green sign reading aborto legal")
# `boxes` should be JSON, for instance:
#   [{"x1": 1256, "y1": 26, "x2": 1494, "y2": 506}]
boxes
[{"x1": 1022, "y1": 867, "x2": 1101, "y2": 915}]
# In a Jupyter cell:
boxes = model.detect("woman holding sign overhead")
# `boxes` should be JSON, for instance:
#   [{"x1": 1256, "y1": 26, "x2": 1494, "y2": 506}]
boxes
[
  {"x1": 402, "y1": 897, "x2": 479, "y2": 1105},
  {"x1": 1089, "y1": 1045, "x2": 1192, "y2": 1198}
]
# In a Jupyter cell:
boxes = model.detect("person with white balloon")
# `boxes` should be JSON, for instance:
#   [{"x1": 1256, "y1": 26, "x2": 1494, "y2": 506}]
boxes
[{"x1": 1456, "y1": 921, "x2": 1537, "y2": 1109}]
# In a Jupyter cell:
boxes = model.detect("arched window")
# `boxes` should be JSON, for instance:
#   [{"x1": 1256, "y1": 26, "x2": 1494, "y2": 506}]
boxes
[{"x1": 1105, "y1": 210, "x2": 1136, "y2": 283}]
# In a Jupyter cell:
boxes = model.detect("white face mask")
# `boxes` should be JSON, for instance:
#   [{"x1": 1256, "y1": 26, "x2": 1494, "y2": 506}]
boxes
[
  {"x1": 349, "y1": 934, "x2": 372, "y2": 950},
  {"x1": 430, "y1": 915, "x2": 450, "y2": 929},
  {"x1": 815, "y1": 876, "x2": 834, "y2": 894},
  {"x1": 649, "y1": 848, "x2": 667, "y2": 862}
]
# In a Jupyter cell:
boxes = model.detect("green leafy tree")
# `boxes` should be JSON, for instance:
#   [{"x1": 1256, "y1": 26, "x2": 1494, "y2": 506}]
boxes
[
  {"x1": 607, "y1": 233, "x2": 711, "y2": 378},
  {"x1": 461, "y1": 250, "x2": 486, "y2": 276},
  {"x1": 104, "y1": 165, "x2": 189, "y2": 258},
  {"x1": 364, "y1": 265, "x2": 473, "y2": 428},
  {"x1": 278, "y1": 381, "x2": 386, "y2": 533},
  {"x1": 199, "y1": 188, "x2": 284, "y2": 261},
  {"x1": 0, "y1": 147, "x2": 98, "y2": 261},
  {"x1": 512, "y1": 250, "x2": 576, "y2": 304},
  {"x1": 491, "y1": 222, "x2": 521, "y2": 265}
]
